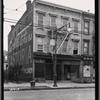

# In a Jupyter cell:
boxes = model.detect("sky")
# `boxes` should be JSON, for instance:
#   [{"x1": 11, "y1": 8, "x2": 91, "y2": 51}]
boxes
[{"x1": 3, "y1": 0, "x2": 95, "y2": 51}]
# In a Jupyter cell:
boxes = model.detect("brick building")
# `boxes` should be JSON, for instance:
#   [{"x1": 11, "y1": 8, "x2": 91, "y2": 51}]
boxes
[{"x1": 8, "y1": 0, "x2": 95, "y2": 82}]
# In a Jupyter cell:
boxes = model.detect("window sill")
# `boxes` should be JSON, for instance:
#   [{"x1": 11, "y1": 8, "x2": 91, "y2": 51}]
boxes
[
  {"x1": 83, "y1": 32, "x2": 89, "y2": 35},
  {"x1": 37, "y1": 27, "x2": 44, "y2": 31},
  {"x1": 73, "y1": 33, "x2": 79, "y2": 35}
]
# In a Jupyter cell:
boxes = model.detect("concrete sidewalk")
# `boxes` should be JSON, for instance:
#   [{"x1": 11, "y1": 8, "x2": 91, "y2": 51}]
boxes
[{"x1": 4, "y1": 81, "x2": 95, "y2": 91}]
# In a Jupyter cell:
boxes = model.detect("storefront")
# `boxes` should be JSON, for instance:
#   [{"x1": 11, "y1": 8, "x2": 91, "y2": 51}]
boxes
[
  {"x1": 81, "y1": 55, "x2": 94, "y2": 83},
  {"x1": 33, "y1": 52, "x2": 83, "y2": 82}
]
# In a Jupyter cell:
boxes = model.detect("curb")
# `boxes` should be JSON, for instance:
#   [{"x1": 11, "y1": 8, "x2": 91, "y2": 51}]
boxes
[{"x1": 4, "y1": 86, "x2": 95, "y2": 91}]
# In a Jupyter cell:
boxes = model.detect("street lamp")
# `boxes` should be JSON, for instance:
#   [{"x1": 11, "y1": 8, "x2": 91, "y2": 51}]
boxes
[{"x1": 52, "y1": 23, "x2": 72, "y2": 87}]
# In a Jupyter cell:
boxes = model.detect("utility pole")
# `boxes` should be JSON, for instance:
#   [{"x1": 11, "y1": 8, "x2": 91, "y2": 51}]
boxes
[
  {"x1": 53, "y1": 23, "x2": 71, "y2": 87},
  {"x1": 53, "y1": 29, "x2": 57, "y2": 87}
]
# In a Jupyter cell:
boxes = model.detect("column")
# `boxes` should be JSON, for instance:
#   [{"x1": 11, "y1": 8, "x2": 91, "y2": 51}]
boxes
[
  {"x1": 90, "y1": 61, "x2": 93, "y2": 82},
  {"x1": 32, "y1": 58, "x2": 35, "y2": 80},
  {"x1": 61, "y1": 62, "x2": 64, "y2": 80},
  {"x1": 79, "y1": 60, "x2": 83, "y2": 82}
]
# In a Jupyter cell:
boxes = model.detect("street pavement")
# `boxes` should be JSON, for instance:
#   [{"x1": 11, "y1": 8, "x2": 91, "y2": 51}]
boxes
[
  {"x1": 4, "y1": 88, "x2": 95, "y2": 100},
  {"x1": 4, "y1": 81, "x2": 95, "y2": 91}
]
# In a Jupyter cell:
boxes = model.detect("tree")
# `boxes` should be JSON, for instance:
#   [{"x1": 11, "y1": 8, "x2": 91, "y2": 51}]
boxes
[{"x1": 8, "y1": 64, "x2": 23, "y2": 83}]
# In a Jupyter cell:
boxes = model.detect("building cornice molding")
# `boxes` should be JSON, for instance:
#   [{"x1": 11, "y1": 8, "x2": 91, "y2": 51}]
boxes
[
  {"x1": 72, "y1": 18, "x2": 80, "y2": 22},
  {"x1": 35, "y1": 33, "x2": 45, "y2": 38},
  {"x1": 49, "y1": 13, "x2": 58, "y2": 17},
  {"x1": 61, "y1": 16, "x2": 69, "y2": 20},
  {"x1": 36, "y1": 10, "x2": 46, "y2": 16},
  {"x1": 71, "y1": 39, "x2": 80, "y2": 42}
]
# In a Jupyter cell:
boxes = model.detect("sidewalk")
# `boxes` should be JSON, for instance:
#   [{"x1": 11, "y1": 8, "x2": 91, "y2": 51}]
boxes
[{"x1": 4, "y1": 81, "x2": 95, "y2": 91}]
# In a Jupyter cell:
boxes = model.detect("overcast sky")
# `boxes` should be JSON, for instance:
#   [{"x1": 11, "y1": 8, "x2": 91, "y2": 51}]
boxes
[{"x1": 4, "y1": 0, "x2": 95, "y2": 51}]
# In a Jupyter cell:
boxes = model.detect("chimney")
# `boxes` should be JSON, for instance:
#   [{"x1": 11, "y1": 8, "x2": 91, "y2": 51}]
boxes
[
  {"x1": 26, "y1": 0, "x2": 31, "y2": 10},
  {"x1": 11, "y1": 25, "x2": 15, "y2": 30}
]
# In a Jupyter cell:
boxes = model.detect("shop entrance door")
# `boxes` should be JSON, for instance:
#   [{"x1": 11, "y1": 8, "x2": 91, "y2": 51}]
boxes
[
  {"x1": 45, "y1": 64, "x2": 53, "y2": 80},
  {"x1": 64, "y1": 65, "x2": 71, "y2": 80},
  {"x1": 35, "y1": 63, "x2": 45, "y2": 78}
]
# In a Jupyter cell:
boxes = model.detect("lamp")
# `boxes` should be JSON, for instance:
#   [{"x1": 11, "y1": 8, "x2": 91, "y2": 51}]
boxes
[{"x1": 52, "y1": 23, "x2": 72, "y2": 87}]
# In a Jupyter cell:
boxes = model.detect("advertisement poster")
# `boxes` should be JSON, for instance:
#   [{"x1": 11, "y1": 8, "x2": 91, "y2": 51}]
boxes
[{"x1": 83, "y1": 65, "x2": 91, "y2": 77}]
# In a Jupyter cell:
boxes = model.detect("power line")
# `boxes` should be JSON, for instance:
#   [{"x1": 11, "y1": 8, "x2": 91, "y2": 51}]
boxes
[
  {"x1": 4, "y1": 19, "x2": 94, "y2": 35},
  {"x1": 4, "y1": 2, "x2": 26, "y2": 14},
  {"x1": 4, "y1": 8, "x2": 24, "y2": 14},
  {"x1": 16, "y1": 2, "x2": 26, "y2": 9}
]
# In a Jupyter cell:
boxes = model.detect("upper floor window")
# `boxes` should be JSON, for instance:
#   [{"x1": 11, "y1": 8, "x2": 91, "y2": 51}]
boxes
[
  {"x1": 62, "y1": 40, "x2": 67, "y2": 53},
  {"x1": 73, "y1": 41, "x2": 78, "y2": 55},
  {"x1": 83, "y1": 40, "x2": 89, "y2": 55},
  {"x1": 62, "y1": 19, "x2": 68, "y2": 31},
  {"x1": 84, "y1": 21, "x2": 89, "y2": 34},
  {"x1": 74, "y1": 21, "x2": 78, "y2": 33},
  {"x1": 51, "y1": 16, "x2": 56, "y2": 29},
  {"x1": 37, "y1": 37, "x2": 43, "y2": 51},
  {"x1": 38, "y1": 13, "x2": 44, "y2": 28}
]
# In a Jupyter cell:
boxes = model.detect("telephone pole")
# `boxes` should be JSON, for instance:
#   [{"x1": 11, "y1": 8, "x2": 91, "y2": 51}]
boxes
[{"x1": 53, "y1": 23, "x2": 71, "y2": 87}]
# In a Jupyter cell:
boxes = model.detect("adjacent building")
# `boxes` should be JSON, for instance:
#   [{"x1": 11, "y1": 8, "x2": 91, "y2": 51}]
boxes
[
  {"x1": 8, "y1": 0, "x2": 95, "y2": 82},
  {"x1": 3, "y1": 50, "x2": 8, "y2": 81}
]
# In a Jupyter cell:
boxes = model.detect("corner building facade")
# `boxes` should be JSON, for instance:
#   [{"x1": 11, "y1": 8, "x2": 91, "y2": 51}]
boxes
[{"x1": 8, "y1": 0, "x2": 95, "y2": 82}]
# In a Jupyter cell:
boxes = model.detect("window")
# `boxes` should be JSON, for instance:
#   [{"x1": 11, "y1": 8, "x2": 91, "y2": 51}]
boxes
[
  {"x1": 62, "y1": 19, "x2": 67, "y2": 31},
  {"x1": 51, "y1": 16, "x2": 56, "y2": 28},
  {"x1": 83, "y1": 41, "x2": 89, "y2": 55},
  {"x1": 62, "y1": 41, "x2": 67, "y2": 53},
  {"x1": 38, "y1": 14, "x2": 43, "y2": 28},
  {"x1": 74, "y1": 21, "x2": 78, "y2": 33},
  {"x1": 37, "y1": 37, "x2": 43, "y2": 51},
  {"x1": 73, "y1": 41, "x2": 78, "y2": 55},
  {"x1": 84, "y1": 21, "x2": 89, "y2": 34}
]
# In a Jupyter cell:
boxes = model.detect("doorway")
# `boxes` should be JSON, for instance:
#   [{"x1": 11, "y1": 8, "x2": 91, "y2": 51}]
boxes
[{"x1": 64, "y1": 65, "x2": 71, "y2": 80}]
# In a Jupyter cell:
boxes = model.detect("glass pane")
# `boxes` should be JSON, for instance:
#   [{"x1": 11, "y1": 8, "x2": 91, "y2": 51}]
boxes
[
  {"x1": 84, "y1": 28, "x2": 88, "y2": 33},
  {"x1": 51, "y1": 16, "x2": 56, "y2": 23},
  {"x1": 38, "y1": 44, "x2": 43, "y2": 50},
  {"x1": 63, "y1": 19, "x2": 67, "y2": 25},
  {"x1": 74, "y1": 41, "x2": 78, "y2": 49},
  {"x1": 84, "y1": 42, "x2": 88, "y2": 47},
  {"x1": 84, "y1": 48, "x2": 88, "y2": 54},
  {"x1": 38, "y1": 14, "x2": 43, "y2": 20},
  {"x1": 74, "y1": 21, "x2": 78, "y2": 27},
  {"x1": 38, "y1": 21, "x2": 43, "y2": 27},
  {"x1": 37, "y1": 37, "x2": 43, "y2": 43},
  {"x1": 74, "y1": 22, "x2": 78, "y2": 32},
  {"x1": 85, "y1": 22, "x2": 89, "y2": 28},
  {"x1": 74, "y1": 27, "x2": 78, "y2": 32}
]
